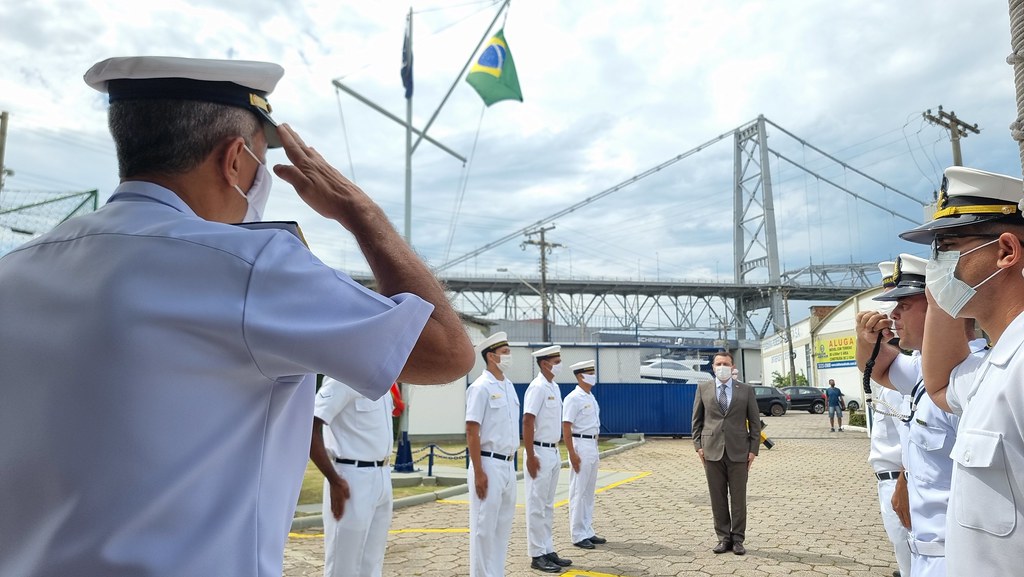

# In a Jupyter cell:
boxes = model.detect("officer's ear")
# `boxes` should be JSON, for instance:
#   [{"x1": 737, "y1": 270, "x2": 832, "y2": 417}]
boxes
[
  {"x1": 996, "y1": 232, "x2": 1024, "y2": 270},
  {"x1": 219, "y1": 136, "x2": 248, "y2": 189}
]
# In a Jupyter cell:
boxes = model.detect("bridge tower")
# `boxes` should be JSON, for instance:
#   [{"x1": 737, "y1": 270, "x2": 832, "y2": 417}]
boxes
[{"x1": 733, "y1": 115, "x2": 783, "y2": 339}]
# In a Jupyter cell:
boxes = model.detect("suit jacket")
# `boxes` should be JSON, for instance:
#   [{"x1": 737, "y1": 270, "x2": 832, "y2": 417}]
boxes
[{"x1": 692, "y1": 380, "x2": 761, "y2": 462}]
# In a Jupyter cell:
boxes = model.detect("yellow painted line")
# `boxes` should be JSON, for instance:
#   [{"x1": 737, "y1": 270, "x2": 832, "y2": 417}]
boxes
[
  {"x1": 554, "y1": 471, "x2": 651, "y2": 508},
  {"x1": 438, "y1": 498, "x2": 469, "y2": 505},
  {"x1": 564, "y1": 571, "x2": 634, "y2": 577},
  {"x1": 596, "y1": 471, "x2": 651, "y2": 495},
  {"x1": 291, "y1": 527, "x2": 470, "y2": 539}
]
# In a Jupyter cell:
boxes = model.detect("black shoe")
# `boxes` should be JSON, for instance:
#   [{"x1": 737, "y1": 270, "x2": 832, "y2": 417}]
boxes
[
  {"x1": 544, "y1": 552, "x2": 572, "y2": 567},
  {"x1": 732, "y1": 542, "x2": 746, "y2": 555},
  {"x1": 530, "y1": 556, "x2": 562, "y2": 573},
  {"x1": 892, "y1": 572, "x2": 901, "y2": 577},
  {"x1": 712, "y1": 541, "x2": 733, "y2": 554},
  {"x1": 588, "y1": 535, "x2": 607, "y2": 544},
  {"x1": 573, "y1": 539, "x2": 595, "y2": 549}
]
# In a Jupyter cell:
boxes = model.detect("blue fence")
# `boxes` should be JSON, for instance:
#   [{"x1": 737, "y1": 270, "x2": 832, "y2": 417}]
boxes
[{"x1": 512, "y1": 382, "x2": 698, "y2": 437}]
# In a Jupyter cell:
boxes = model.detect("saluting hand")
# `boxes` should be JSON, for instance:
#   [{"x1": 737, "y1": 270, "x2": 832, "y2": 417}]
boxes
[
  {"x1": 273, "y1": 124, "x2": 379, "y2": 231},
  {"x1": 329, "y1": 477, "x2": 351, "y2": 520}
]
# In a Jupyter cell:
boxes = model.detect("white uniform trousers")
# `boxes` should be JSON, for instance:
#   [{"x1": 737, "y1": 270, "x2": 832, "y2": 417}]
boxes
[
  {"x1": 877, "y1": 478, "x2": 912, "y2": 577},
  {"x1": 322, "y1": 464, "x2": 393, "y2": 577},
  {"x1": 568, "y1": 438, "x2": 599, "y2": 543},
  {"x1": 525, "y1": 445, "x2": 560, "y2": 557},
  {"x1": 469, "y1": 456, "x2": 517, "y2": 577},
  {"x1": 907, "y1": 552, "x2": 944, "y2": 577}
]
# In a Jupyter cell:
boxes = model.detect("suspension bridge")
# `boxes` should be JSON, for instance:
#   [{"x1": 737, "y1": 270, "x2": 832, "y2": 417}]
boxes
[{"x1": 352, "y1": 115, "x2": 931, "y2": 341}]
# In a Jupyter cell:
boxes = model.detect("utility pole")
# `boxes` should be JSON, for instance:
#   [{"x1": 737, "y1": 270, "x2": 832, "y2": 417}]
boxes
[
  {"x1": 923, "y1": 105, "x2": 980, "y2": 166},
  {"x1": 522, "y1": 225, "x2": 564, "y2": 342},
  {"x1": 781, "y1": 288, "x2": 797, "y2": 387}
]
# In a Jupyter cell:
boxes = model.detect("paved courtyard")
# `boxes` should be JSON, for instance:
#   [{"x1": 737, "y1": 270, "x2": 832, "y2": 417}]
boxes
[{"x1": 285, "y1": 413, "x2": 896, "y2": 576}]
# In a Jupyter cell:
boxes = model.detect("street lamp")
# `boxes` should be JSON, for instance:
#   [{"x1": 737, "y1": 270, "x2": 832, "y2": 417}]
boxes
[{"x1": 497, "y1": 268, "x2": 552, "y2": 342}]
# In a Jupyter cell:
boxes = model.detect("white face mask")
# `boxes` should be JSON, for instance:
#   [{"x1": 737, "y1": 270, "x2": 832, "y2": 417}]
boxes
[
  {"x1": 496, "y1": 354, "x2": 513, "y2": 373},
  {"x1": 581, "y1": 373, "x2": 597, "y2": 386},
  {"x1": 549, "y1": 362, "x2": 563, "y2": 376},
  {"x1": 714, "y1": 366, "x2": 733, "y2": 382},
  {"x1": 233, "y1": 145, "x2": 272, "y2": 222},
  {"x1": 926, "y1": 238, "x2": 1003, "y2": 318}
]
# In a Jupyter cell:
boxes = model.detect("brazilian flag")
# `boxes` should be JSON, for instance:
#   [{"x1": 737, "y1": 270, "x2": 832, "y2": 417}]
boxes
[{"x1": 466, "y1": 29, "x2": 523, "y2": 106}]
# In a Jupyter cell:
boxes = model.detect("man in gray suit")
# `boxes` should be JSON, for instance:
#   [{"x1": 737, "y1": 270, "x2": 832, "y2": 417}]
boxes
[{"x1": 692, "y1": 351, "x2": 761, "y2": 556}]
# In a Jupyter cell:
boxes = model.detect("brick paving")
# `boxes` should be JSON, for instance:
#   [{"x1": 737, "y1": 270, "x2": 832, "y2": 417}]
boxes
[{"x1": 285, "y1": 412, "x2": 896, "y2": 576}]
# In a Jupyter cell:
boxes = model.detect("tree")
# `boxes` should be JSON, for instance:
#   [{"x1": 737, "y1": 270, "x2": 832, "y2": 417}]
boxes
[{"x1": 770, "y1": 371, "x2": 808, "y2": 388}]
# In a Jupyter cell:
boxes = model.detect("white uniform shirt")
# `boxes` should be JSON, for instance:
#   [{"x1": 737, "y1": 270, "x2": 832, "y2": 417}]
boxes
[
  {"x1": 888, "y1": 351, "x2": 922, "y2": 396},
  {"x1": 315, "y1": 378, "x2": 395, "y2": 462},
  {"x1": 869, "y1": 385, "x2": 906, "y2": 473},
  {"x1": 945, "y1": 315, "x2": 1024, "y2": 574},
  {"x1": 523, "y1": 374, "x2": 563, "y2": 444},
  {"x1": 0, "y1": 182, "x2": 434, "y2": 577},
  {"x1": 466, "y1": 370, "x2": 520, "y2": 456},
  {"x1": 562, "y1": 386, "x2": 601, "y2": 436}
]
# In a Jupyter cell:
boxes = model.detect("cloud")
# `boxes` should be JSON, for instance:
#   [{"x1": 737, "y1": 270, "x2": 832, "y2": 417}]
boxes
[{"x1": 3, "y1": 0, "x2": 1023, "y2": 332}]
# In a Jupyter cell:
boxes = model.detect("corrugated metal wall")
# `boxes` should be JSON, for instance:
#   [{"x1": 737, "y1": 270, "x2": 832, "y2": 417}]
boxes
[{"x1": 512, "y1": 382, "x2": 697, "y2": 436}]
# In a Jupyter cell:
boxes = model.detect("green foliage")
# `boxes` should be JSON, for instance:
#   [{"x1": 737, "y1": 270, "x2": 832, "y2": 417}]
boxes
[
  {"x1": 770, "y1": 371, "x2": 808, "y2": 388},
  {"x1": 848, "y1": 410, "x2": 867, "y2": 427}
]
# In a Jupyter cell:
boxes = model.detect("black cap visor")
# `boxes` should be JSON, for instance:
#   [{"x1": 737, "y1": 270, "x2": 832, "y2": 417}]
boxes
[
  {"x1": 899, "y1": 213, "x2": 1010, "y2": 244},
  {"x1": 873, "y1": 283, "x2": 925, "y2": 301}
]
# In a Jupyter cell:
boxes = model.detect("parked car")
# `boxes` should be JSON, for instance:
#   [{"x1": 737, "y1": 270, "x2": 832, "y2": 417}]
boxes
[
  {"x1": 639, "y1": 359, "x2": 713, "y2": 385},
  {"x1": 752, "y1": 385, "x2": 789, "y2": 417},
  {"x1": 780, "y1": 386, "x2": 827, "y2": 414}
]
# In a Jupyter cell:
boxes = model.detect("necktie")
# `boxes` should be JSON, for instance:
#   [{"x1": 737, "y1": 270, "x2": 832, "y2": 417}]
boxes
[{"x1": 718, "y1": 384, "x2": 728, "y2": 413}]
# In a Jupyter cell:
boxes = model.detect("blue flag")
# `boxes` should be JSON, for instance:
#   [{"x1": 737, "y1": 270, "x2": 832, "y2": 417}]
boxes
[{"x1": 401, "y1": 26, "x2": 413, "y2": 99}]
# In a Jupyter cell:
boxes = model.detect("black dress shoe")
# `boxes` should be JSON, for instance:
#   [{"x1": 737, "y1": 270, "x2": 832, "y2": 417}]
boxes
[
  {"x1": 544, "y1": 552, "x2": 572, "y2": 567},
  {"x1": 732, "y1": 542, "x2": 746, "y2": 555},
  {"x1": 588, "y1": 535, "x2": 607, "y2": 544},
  {"x1": 530, "y1": 556, "x2": 562, "y2": 573},
  {"x1": 712, "y1": 541, "x2": 733, "y2": 554},
  {"x1": 573, "y1": 538, "x2": 595, "y2": 549}
]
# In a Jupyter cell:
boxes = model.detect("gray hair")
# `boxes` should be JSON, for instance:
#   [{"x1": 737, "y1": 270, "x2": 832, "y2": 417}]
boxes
[{"x1": 108, "y1": 100, "x2": 260, "y2": 178}]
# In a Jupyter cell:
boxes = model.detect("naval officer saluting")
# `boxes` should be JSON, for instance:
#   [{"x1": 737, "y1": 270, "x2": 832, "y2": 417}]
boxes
[
  {"x1": 466, "y1": 332, "x2": 520, "y2": 577},
  {"x1": 523, "y1": 345, "x2": 573, "y2": 573}
]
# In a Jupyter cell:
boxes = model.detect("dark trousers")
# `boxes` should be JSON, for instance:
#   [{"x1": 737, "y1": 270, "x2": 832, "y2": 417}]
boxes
[{"x1": 703, "y1": 458, "x2": 749, "y2": 543}]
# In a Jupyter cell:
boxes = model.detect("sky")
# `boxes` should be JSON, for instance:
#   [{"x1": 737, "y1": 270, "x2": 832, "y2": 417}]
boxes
[{"x1": 2, "y1": 0, "x2": 1024, "y2": 329}]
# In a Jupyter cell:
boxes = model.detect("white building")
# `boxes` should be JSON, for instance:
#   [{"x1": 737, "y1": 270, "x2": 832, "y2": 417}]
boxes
[{"x1": 760, "y1": 289, "x2": 885, "y2": 411}]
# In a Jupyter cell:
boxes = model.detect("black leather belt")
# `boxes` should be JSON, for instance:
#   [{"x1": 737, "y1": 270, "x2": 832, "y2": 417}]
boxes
[
  {"x1": 335, "y1": 458, "x2": 386, "y2": 468},
  {"x1": 533, "y1": 441, "x2": 557, "y2": 448},
  {"x1": 572, "y1": 433, "x2": 597, "y2": 439},
  {"x1": 481, "y1": 451, "x2": 513, "y2": 461},
  {"x1": 875, "y1": 470, "x2": 901, "y2": 481}
]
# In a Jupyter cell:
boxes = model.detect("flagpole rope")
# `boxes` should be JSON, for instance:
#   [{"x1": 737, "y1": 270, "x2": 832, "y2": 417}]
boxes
[
  {"x1": 1008, "y1": 0, "x2": 1024, "y2": 176},
  {"x1": 333, "y1": 86, "x2": 358, "y2": 182},
  {"x1": 444, "y1": 105, "x2": 487, "y2": 263}
]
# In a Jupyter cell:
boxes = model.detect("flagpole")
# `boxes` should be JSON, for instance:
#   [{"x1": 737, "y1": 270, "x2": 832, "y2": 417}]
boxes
[
  {"x1": 404, "y1": 6, "x2": 413, "y2": 245},
  {"x1": 395, "y1": 6, "x2": 417, "y2": 475},
  {"x1": 411, "y1": 0, "x2": 510, "y2": 154}
]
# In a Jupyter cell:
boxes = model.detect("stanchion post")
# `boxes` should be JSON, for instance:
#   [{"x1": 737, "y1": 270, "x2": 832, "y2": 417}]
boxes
[{"x1": 393, "y1": 431, "x2": 415, "y2": 473}]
